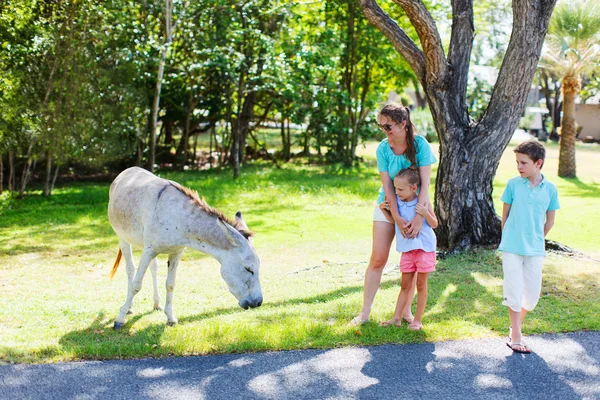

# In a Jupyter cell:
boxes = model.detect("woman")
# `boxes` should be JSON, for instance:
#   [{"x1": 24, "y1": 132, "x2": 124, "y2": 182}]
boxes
[{"x1": 351, "y1": 102, "x2": 437, "y2": 325}]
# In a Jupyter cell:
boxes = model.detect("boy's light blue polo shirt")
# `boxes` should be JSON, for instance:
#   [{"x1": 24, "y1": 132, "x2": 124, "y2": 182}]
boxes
[
  {"x1": 376, "y1": 135, "x2": 437, "y2": 204},
  {"x1": 498, "y1": 175, "x2": 560, "y2": 256}
]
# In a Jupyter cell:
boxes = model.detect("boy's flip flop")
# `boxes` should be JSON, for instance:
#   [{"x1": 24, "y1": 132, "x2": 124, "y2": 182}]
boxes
[{"x1": 506, "y1": 342, "x2": 531, "y2": 354}]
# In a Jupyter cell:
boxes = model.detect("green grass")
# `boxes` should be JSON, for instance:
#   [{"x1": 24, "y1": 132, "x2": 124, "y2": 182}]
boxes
[{"x1": 0, "y1": 141, "x2": 599, "y2": 363}]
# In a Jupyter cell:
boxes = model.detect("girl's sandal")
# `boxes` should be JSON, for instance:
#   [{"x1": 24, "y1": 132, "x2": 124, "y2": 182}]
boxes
[
  {"x1": 402, "y1": 314, "x2": 415, "y2": 324},
  {"x1": 408, "y1": 321, "x2": 423, "y2": 331}
]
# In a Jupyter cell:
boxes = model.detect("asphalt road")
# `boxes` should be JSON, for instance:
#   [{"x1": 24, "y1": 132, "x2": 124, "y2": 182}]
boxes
[{"x1": 1, "y1": 331, "x2": 599, "y2": 399}]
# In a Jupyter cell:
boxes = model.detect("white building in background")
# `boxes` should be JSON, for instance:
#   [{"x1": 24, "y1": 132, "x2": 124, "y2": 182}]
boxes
[{"x1": 575, "y1": 93, "x2": 600, "y2": 142}]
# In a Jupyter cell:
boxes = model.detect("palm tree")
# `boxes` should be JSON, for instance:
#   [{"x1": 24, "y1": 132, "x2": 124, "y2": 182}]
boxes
[{"x1": 540, "y1": 0, "x2": 600, "y2": 178}]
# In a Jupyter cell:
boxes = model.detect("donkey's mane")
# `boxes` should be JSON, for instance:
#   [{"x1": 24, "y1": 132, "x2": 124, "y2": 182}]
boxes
[{"x1": 170, "y1": 182, "x2": 254, "y2": 239}]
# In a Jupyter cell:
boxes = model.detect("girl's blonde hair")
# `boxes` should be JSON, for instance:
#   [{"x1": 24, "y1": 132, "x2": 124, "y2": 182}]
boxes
[
  {"x1": 378, "y1": 102, "x2": 417, "y2": 167},
  {"x1": 395, "y1": 167, "x2": 420, "y2": 186}
]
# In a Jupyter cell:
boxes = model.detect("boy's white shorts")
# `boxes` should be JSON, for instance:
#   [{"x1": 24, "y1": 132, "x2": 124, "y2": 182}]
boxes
[{"x1": 502, "y1": 252, "x2": 544, "y2": 312}]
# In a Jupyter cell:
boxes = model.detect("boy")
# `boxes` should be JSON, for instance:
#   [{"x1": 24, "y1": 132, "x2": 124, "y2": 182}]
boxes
[{"x1": 499, "y1": 141, "x2": 560, "y2": 354}]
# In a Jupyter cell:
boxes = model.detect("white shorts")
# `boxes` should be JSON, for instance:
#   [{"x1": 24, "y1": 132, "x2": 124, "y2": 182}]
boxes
[
  {"x1": 502, "y1": 252, "x2": 544, "y2": 312},
  {"x1": 373, "y1": 204, "x2": 393, "y2": 224}
]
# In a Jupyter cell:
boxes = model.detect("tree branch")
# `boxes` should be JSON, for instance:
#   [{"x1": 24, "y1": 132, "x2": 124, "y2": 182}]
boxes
[
  {"x1": 391, "y1": 0, "x2": 448, "y2": 87},
  {"x1": 359, "y1": 0, "x2": 426, "y2": 83},
  {"x1": 447, "y1": 0, "x2": 474, "y2": 119},
  {"x1": 478, "y1": 0, "x2": 557, "y2": 149}
]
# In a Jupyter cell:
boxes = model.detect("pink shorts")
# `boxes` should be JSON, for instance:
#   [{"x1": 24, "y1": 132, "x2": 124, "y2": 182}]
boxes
[{"x1": 400, "y1": 249, "x2": 436, "y2": 273}]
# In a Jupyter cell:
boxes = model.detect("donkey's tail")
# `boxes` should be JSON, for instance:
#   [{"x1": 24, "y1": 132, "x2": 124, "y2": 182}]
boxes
[{"x1": 109, "y1": 248, "x2": 122, "y2": 279}]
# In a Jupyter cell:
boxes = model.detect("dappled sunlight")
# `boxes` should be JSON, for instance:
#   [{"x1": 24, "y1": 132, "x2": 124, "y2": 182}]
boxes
[
  {"x1": 247, "y1": 348, "x2": 378, "y2": 399},
  {"x1": 471, "y1": 272, "x2": 503, "y2": 291},
  {"x1": 425, "y1": 283, "x2": 457, "y2": 316}
]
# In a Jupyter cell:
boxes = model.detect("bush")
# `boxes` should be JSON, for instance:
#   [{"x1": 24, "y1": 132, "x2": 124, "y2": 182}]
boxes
[{"x1": 410, "y1": 108, "x2": 438, "y2": 143}]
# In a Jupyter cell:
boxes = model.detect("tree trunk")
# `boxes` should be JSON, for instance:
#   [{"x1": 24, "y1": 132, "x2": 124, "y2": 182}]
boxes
[
  {"x1": 149, "y1": 55, "x2": 166, "y2": 173},
  {"x1": 558, "y1": 74, "x2": 579, "y2": 178},
  {"x1": 551, "y1": 94, "x2": 562, "y2": 142},
  {"x1": 0, "y1": 154, "x2": 3, "y2": 194},
  {"x1": 360, "y1": 0, "x2": 557, "y2": 250},
  {"x1": 163, "y1": 118, "x2": 174, "y2": 148},
  {"x1": 50, "y1": 165, "x2": 59, "y2": 195},
  {"x1": 8, "y1": 150, "x2": 14, "y2": 192},
  {"x1": 179, "y1": 90, "x2": 195, "y2": 170},
  {"x1": 44, "y1": 150, "x2": 52, "y2": 196},
  {"x1": 413, "y1": 78, "x2": 427, "y2": 108},
  {"x1": 18, "y1": 141, "x2": 36, "y2": 198},
  {"x1": 148, "y1": 0, "x2": 173, "y2": 173},
  {"x1": 281, "y1": 114, "x2": 291, "y2": 161}
]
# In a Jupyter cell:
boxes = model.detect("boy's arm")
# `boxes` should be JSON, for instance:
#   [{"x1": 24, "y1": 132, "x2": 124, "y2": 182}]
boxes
[
  {"x1": 501, "y1": 203, "x2": 511, "y2": 230},
  {"x1": 544, "y1": 210, "x2": 556, "y2": 236}
]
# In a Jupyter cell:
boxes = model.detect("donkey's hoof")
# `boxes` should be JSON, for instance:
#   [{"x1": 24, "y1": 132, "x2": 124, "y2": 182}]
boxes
[
  {"x1": 154, "y1": 305, "x2": 163, "y2": 312},
  {"x1": 114, "y1": 321, "x2": 124, "y2": 330},
  {"x1": 167, "y1": 320, "x2": 178, "y2": 327}
]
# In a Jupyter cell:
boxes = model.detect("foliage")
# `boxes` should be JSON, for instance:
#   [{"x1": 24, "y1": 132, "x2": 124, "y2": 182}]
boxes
[
  {"x1": 541, "y1": 0, "x2": 600, "y2": 81},
  {"x1": 409, "y1": 108, "x2": 437, "y2": 143},
  {"x1": 540, "y1": 0, "x2": 600, "y2": 177}
]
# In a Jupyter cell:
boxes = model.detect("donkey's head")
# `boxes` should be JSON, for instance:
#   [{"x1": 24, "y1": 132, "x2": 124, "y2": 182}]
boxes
[{"x1": 218, "y1": 212, "x2": 263, "y2": 310}]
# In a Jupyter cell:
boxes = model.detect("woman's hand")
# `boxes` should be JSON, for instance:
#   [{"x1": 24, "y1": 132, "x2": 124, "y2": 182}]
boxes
[
  {"x1": 396, "y1": 216, "x2": 409, "y2": 237},
  {"x1": 405, "y1": 214, "x2": 424, "y2": 238}
]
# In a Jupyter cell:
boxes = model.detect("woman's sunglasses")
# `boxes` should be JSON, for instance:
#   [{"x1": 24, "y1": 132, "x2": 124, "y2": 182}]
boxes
[{"x1": 377, "y1": 123, "x2": 398, "y2": 132}]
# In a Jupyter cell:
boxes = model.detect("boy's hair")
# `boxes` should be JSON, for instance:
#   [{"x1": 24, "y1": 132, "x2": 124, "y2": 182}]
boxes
[
  {"x1": 514, "y1": 141, "x2": 546, "y2": 168},
  {"x1": 395, "y1": 167, "x2": 420, "y2": 186}
]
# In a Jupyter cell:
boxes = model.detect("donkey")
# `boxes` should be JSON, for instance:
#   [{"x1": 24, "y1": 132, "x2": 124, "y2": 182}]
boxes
[{"x1": 108, "y1": 167, "x2": 262, "y2": 329}]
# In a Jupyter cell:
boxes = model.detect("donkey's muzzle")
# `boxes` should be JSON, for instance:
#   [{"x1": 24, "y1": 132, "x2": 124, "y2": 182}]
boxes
[{"x1": 240, "y1": 296, "x2": 263, "y2": 310}]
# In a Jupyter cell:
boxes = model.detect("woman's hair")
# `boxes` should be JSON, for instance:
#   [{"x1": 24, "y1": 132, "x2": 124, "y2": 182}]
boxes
[
  {"x1": 378, "y1": 102, "x2": 417, "y2": 166},
  {"x1": 395, "y1": 167, "x2": 420, "y2": 186}
]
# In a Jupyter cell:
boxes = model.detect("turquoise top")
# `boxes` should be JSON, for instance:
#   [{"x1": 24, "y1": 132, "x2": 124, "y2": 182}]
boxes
[
  {"x1": 498, "y1": 175, "x2": 560, "y2": 256},
  {"x1": 376, "y1": 135, "x2": 437, "y2": 204},
  {"x1": 395, "y1": 196, "x2": 437, "y2": 252}
]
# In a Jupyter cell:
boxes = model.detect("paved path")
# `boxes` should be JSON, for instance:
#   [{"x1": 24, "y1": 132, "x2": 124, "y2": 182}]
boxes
[{"x1": 1, "y1": 331, "x2": 599, "y2": 399}]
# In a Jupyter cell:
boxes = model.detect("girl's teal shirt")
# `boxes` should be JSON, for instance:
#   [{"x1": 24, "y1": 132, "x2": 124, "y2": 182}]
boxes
[{"x1": 376, "y1": 135, "x2": 437, "y2": 204}]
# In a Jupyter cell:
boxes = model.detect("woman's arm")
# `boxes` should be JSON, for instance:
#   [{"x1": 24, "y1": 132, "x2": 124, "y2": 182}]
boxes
[
  {"x1": 405, "y1": 165, "x2": 432, "y2": 237},
  {"x1": 379, "y1": 172, "x2": 408, "y2": 235}
]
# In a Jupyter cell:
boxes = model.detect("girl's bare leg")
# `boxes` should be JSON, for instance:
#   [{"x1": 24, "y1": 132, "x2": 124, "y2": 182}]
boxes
[
  {"x1": 409, "y1": 272, "x2": 429, "y2": 330},
  {"x1": 381, "y1": 272, "x2": 415, "y2": 326}
]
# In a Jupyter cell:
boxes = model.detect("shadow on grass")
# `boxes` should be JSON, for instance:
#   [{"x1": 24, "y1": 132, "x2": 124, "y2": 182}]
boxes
[{"x1": 559, "y1": 177, "x2": 600, "y2": 198}]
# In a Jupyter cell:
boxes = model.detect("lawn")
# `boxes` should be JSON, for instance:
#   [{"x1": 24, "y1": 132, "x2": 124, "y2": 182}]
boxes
[{"x1": 0, "y1": 139, "x2": 598, "y2": 363}]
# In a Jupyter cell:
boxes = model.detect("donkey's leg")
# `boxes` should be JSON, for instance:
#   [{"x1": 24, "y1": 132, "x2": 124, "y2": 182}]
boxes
[
  {"x1": 150, "y1": 257, "x2": 163, "y2": 311},
  {"x1": 114, "y1": 248, "x2": 157, "y2": 329},
  {"x1": 119, "y1": 240, "x2": 136, "y2": 315},
  {"x1": 164, "y1": 251, "x2": 184, "y2": 326}
]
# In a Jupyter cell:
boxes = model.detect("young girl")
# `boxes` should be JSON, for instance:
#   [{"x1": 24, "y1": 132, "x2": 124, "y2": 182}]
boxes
[{"x1": 379, "y1": 167, "x2": 438, "y2": 330}]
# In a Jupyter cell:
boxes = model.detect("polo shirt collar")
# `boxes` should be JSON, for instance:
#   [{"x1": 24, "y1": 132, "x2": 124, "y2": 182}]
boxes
[
  {"x1": 520, "y1": 174, "x2": 546, "y2": 188},
  {"x1": 399, "y1": 197, "x2": 419, "y2": 207}
]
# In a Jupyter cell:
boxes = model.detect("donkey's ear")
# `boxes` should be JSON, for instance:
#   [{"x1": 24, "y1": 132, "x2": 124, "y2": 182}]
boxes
[
  {"x1": 235, "y1": 211, "x2": 249, "y2": 229},
  {"x1": 217, "y1": 218, "x2": 238, "y2": 247}
]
